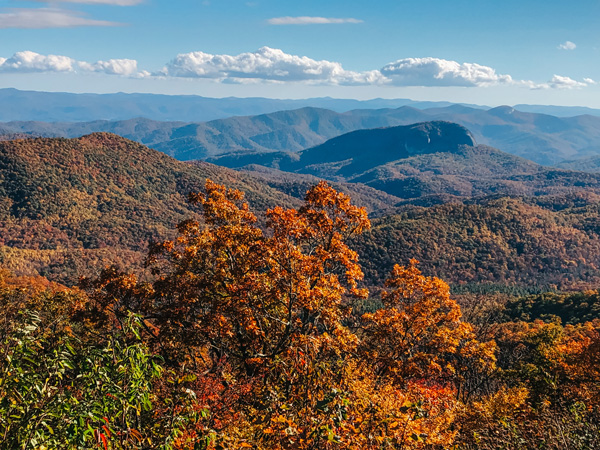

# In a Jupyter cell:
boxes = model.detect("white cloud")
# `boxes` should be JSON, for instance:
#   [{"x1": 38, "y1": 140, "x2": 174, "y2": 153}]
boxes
[
  {"x1": 267, "y1": 16, "x2": 363, "y2": 25},
  {"x1": 558, "y1": 41, "x2": 576, "y2": 50},
  {"x1": 0, "y1": 7, "x2": 120, "y2": 28},
  {"x1": 516, "y1": 79, "x2": 549, "y2": 90},
  {"x1": 1, "y1": 47, "x2": 593, "y2": 93},
  {"x1": 380, "y1": 57, "x2": 513, "y2": 87},
  {"x1": 0, "y1": 51, "x2": 76, "y2": 72},
  {"x1": 162, "y1": 46, "x2": 384, "y2": 85},
  {"x1": 0, "y1": 51, "x2": 148, "y2": 77},
  {"x1": 78, "y1": 58, "x2": 149, "y2": 77},
  {"x1": 549, "y1": 74, "x2": 588, "y2": 89}
]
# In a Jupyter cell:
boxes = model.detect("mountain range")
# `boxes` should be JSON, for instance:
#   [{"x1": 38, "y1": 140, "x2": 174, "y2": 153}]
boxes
[
  {"x1": 0, "y1": 88, "x2": 475, "y2": 123},
  {"x1": 212, "y1": 121, "x2": 600, "y2": 202},
  {"x1": 4, "y1": 88, "x2": 600, "y2": 123},
  {"x1": 0, "y1": 132, "x2": 404, "y2": 283},
  {"x1": 4, "y1": 127, "x2": 600, "y2": 290},
  {"x1": 4, "y1": 104, "x2": 600, "y2": 166}
]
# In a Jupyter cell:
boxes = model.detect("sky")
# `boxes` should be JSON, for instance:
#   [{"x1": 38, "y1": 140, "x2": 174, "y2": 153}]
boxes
[{"x1": 1, "y1": 0, "x2": 599, "y2": 107}]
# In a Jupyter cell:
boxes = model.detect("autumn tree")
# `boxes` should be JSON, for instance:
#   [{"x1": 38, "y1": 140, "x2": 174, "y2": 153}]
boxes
[
  {"x1": 361, "y1": 260, "x2": 496, "y2": 389},
  {"x1": 133, "y1": 179, "x2": 371, "y2": 371}
]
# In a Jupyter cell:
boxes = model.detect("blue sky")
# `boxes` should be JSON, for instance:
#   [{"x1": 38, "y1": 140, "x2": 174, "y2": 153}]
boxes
[{"x1": 1, "y1": 0, "x2": 599, "y2": 106}]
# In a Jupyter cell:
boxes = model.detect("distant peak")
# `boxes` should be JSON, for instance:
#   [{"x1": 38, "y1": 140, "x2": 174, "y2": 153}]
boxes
[
  {"x1": 405, "y1": 121, "x2": 477, "y2": 148},
  {"x1": 488, "y1": 105, "x2": 516, "y2": 115}
]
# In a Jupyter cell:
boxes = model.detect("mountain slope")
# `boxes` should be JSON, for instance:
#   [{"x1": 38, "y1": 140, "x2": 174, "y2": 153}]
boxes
[
  {"x1": 355, "y1": 195, "x2": 600, "y2": 289},
  {"x1": 0, "y1": 133, "x2": 289, "y2": 282},
  {"x1": 0, "y1": 133, "x2": 407, "y2": 283},
  {"x1": 211, "y1": 121, "x2": 600, "y2": 202}
]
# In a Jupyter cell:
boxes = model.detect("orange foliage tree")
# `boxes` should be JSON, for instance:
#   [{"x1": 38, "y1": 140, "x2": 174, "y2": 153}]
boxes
[
  {"x1": 142, "y1": 179, "x2": 370, "y2": 369},
  {"x1": 361, "y1": 260, "x2": 497, "y2": 396}
]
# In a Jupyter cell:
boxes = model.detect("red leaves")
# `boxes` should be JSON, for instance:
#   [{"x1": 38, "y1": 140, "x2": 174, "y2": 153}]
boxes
[{"x1": 93, "y1": 429, "x2": 108, "y2": 450}]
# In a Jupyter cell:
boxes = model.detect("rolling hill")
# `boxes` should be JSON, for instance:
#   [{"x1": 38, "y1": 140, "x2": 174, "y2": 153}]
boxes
[
  {"x1": 4, "y1": 128, "x2": 600, "y2": 291},
  {"x1": 355, "y1": 194, "x2": 600, "y2": 289}
]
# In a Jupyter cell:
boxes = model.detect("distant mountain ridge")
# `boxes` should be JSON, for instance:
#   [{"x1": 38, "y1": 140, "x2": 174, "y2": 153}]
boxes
[
  {"x1": 4, "y1": 104, "x2": 600, "y2": 165},
  {"x1": 0, "y1": 88, "x2": 478, "y2": 123},
  {"x1": 3, "y1": 88, "x2": 600, "y2": 124}
]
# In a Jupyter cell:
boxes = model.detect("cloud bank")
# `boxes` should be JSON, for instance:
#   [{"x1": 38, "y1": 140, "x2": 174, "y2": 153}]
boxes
[
  {"x1": 0, "y1": 51, "x2": 76, "y2": 72},
  {"x1": 0, "y1": 48, "x2": 592, "y2": 91},
  {"x1": 267, "y1": 16, "x2": 363, "y2": 25},
  {"x1": 549, "y1": 75, "x2": 589, "y2": 89},
  {"x1": 381, "y1": 57, "x2": 513, "y2": 87},
  {"x1": 0, "y1": 51, "x2": 148, "y2": 77},
  {"x1": 79, "y1": 59, "x2": 149, "y2": 77},
  {"x1": 161, "y1": 47, "x2": 383, "y2": 85}
]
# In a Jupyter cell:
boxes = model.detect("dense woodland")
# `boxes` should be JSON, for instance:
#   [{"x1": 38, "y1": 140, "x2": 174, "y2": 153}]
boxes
[
  {"x1": 356, "y1": 194, "x2": 600, "y2": 289},
  {"x1": 2, "y1": 179, "x2": 600, "y2": 449},
  {"x1": 6, "y1": 133, "x2": 600, "y2": 292}
]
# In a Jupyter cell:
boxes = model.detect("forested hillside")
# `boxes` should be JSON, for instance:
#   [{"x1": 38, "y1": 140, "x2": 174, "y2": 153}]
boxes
[
  {"x1": 0, "y1": 133, "x2": 400, "y2": 283},
  {"x1": 4, "y1": 131, "x2": 600, "y2": 291},
  {"x1": 356, "y1": 195, "x2": 600, "y2": 289},
  {"x1": 0, "y1": 133, "x2": 297, "y2": 282}
]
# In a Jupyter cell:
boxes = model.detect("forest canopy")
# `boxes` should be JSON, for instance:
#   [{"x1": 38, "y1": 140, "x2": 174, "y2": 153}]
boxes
[{"x1": 1, "y1": 180, "x2": 600, "y2": 449}]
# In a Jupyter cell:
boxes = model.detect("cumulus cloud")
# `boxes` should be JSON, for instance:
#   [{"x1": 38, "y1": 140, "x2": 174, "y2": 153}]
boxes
[
  {"x1": 0, "y1": 7, "x2": 119, "y2": 28},
  {"x1": 380, "y1": 57, "x2": 513, "y2": 87},
  {"x1": 1, "y1": 47, "x2": 594, "y2": 92},
  {"x1": 0, "y1": 51, "x2": 76, "y2": 72},
  {"x1": 0, "y1": 51, "x2": 148, "y2": 77},
  {"x1": 79, "y1": 58, "x2": 149, "y2": 77},
  {"x1": 558, "y1": 41, "x2": 576, "y2": 50},
  {"x1": 267, "y1": 16, "x2": 363, "y2": 25},
  {"x1": 161, "y1": 46, "x2": 384, "y2": 85},
  {"x1": 549, "y1": 75, "x2": 589, "y2": 89}
]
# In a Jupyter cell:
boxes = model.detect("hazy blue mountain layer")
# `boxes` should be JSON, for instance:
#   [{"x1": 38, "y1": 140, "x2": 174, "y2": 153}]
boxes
[
  {"x1": 3, "y1": 104, "x2": 600, "y2": 165},
  {"x1": 0, "y1": 88, "x2": 474, "y2": 122}
]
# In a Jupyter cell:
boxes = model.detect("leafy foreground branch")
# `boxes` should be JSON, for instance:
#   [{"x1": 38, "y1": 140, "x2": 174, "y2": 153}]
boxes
[{"x1": 1, "y1": 181, "x2": 600, "y2": 449}]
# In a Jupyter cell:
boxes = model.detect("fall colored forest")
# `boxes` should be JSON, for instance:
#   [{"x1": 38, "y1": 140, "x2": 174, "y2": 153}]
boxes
[
  {"x1": 2, "y1": 179, "x2": 600, "y2": 449},
  {"x1": 6, "y1": 134, "x2": 600, "y2": 293}
]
